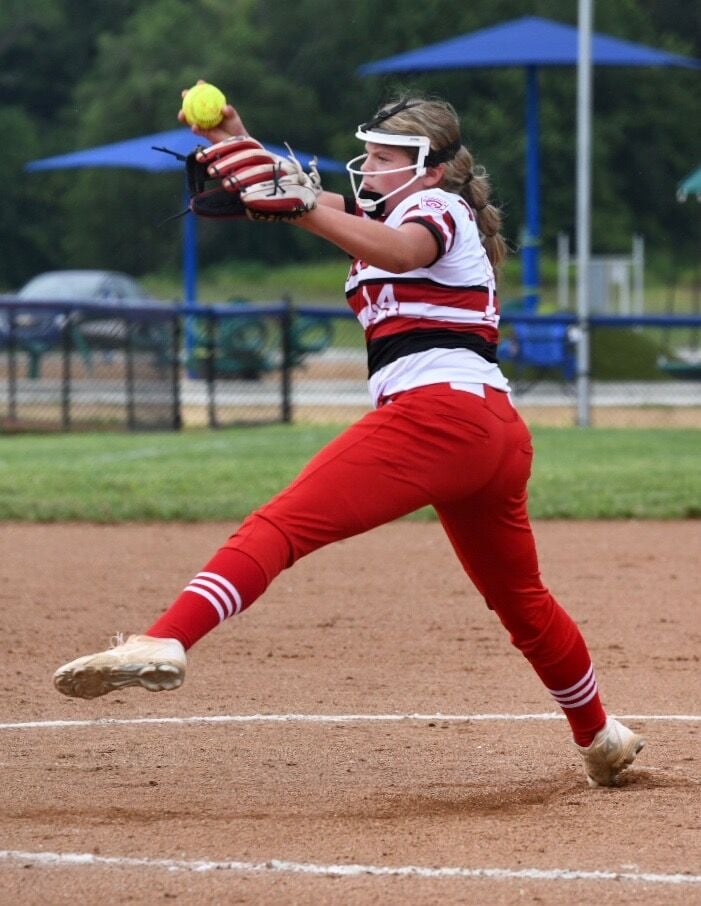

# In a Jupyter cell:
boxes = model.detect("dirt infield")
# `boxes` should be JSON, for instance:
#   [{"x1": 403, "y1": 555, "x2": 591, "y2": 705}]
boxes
[{"x1": 1, "y1": 520, "x2": 700, "y2": 905}]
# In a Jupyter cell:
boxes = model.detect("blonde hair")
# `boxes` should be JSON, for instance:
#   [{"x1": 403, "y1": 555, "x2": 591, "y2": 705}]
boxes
[{"x1": 370, "y1": 96, "x2": 507, "y2": 268}]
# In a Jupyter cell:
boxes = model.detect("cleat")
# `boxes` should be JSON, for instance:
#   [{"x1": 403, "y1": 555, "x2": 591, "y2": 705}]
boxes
[
  {"x1": 576, "y1": 717, "x2": 645, "y2": 788},
  {"x1": 53, "y1": 635, "x2": 186, "y2": 699}
]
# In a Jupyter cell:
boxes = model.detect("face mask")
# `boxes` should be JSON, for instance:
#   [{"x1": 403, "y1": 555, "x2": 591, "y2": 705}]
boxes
[{"x1": 345, "y1": 127, "x2": 431, "y2": 214}]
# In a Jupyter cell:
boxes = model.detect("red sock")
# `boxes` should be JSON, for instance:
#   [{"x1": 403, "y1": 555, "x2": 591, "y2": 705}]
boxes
[
  {"x1": 145, "y1": 547, "x2": 268, "y2": 649},
  {"x1": 507, "y1": 595, "x2": 607, "y2": 747},
  {"x1": 534, "y1": 632, "x2": 607, "y2": 747},
  {"x1": 545, "y1": 668, "x2": 607, "y2": 746}
]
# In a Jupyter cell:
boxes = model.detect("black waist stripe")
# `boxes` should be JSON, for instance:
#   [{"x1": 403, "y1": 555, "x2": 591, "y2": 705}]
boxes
[{"x1": 367, "y1": 328, "x2": 498, "y2": 377}]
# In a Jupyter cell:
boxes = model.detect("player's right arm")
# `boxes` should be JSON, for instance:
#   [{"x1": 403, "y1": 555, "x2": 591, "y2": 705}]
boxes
[
  {"x1": 317, "y1": 192, "x2": 345, "y2": 211},
  {"x1": 178, "y1": 96, "x2": 248, "y2": 144}
]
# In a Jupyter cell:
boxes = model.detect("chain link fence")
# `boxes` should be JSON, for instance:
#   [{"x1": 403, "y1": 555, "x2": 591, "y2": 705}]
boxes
[
  {"x1": 0, "y1": 300, "x2": 181, "y2": 431},
  {"x1": 499, "y1": 313, "x2": 701, "y2": 427},
  {"x1": 1, "y1": 298, "x2": 699, "y2": 431}
]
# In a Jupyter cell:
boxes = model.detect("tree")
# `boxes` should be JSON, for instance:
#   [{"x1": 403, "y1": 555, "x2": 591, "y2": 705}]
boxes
[{"x1": 3, "y1": 0, "x2": 699, "y2": 289}]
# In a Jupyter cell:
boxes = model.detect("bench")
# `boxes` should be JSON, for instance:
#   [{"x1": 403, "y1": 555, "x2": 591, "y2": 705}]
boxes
[
  {"x1": 188, "y1": 310, "x2": 335, "y2": 379},
  {"x1": 657, "y1": 357, "x2": 701, "y2": 381}
]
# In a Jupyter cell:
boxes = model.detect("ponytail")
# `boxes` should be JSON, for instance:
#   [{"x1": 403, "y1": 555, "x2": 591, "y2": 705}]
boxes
[
  {"x1": 368, "y1": 95, "x2": 508, "y2": 269},
  {"x1": 443, "y1": 151, "x2": 507, "y2": 269}
]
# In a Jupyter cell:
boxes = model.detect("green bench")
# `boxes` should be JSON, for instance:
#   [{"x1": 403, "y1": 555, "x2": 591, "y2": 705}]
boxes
[{"x1": 188, "y1": 311, "x2": 334, "y2": 379}]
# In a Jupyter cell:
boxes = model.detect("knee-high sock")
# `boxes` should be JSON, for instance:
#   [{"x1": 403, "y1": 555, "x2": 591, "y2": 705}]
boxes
[
  {"x1": 146, "y1": 515, "x2": 291, "y2": 649},
  {"x1": 509, "y1": 594, "x2": 607, "y2": 747}
]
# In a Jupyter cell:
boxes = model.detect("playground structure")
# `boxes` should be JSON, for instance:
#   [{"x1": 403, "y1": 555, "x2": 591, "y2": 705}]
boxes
[
  {"x1": 557, "y1": 234, "x2": 645, "y2": 314},
  {"x1": 493, "y1": 230, "x2": 644, "y2": 385}
]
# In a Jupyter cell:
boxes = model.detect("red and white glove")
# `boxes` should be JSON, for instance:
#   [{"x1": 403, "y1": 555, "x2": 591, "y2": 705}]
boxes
[
  {"x1": 195, "y1": 136, "x2": 278, "y2": 182},
  {"x1": 197, "y1": 136, "x2": 322, "y2": 220}
]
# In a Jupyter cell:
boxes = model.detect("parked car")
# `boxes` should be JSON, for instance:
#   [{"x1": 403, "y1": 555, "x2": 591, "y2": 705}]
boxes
[
  {"x1": 0, "y1": 270, "x2": 173, "y2": 377},
  {"x1": 2, "y1": 269, "x2": 162, "y2": 332},
  {"x1": 15, "y1": 270, "x2": 157, "y2": 305},
  {"x1": 22, "y1": 269, "x2": 167, "y2": 333}
]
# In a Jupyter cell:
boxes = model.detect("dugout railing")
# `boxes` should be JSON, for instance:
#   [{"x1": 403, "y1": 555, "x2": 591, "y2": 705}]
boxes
[{"x1": 1, "y1": 297, "x2": 700, "y2": 431}]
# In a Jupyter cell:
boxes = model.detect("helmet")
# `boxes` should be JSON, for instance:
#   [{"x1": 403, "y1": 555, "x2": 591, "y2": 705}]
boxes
[{"x1": 345, "y1": 100, "x2": 461, "y2": 217}]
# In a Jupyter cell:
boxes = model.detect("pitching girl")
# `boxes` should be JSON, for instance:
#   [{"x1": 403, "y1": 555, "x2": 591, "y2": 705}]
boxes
[{"x1": 54, "y1": 93, "x2": 644, "y2": 787}]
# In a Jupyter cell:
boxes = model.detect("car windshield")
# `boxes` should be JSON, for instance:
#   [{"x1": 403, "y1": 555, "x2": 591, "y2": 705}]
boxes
[
  {"x1": 17, "y1": 272, "x2": 150, "y2": 303},
  {"x1": 18, "y1": 273, "x2": 106, "y2": 300}
]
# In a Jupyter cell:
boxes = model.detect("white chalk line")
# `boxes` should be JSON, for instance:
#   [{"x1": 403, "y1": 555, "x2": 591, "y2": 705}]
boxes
[
  {"x1": 0, "y1": 850, "x2": 699, "y2": 886},
  {"x1": 0, "y1": 437, "x2": 242, "y2": 472},
  {"x1": 51, "y1": 438, "x2": 237, "y2": 470},
  {"x1": 1, "y1": 712, "x2": 699, "y2": 731}
]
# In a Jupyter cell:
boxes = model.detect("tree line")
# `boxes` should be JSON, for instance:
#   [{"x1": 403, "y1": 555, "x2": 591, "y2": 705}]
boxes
[{"x1": 1, "y1": 0, "x2": 699, "y2": 290}]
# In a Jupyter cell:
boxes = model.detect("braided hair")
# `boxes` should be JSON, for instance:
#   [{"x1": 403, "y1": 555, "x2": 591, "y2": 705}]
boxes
[{"x1": 366, "y1": 95, "x2": 507, "y2": 268}]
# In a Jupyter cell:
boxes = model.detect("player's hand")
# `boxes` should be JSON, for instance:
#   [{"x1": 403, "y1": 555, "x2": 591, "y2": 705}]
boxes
[{"x1": 178, "y1": 79, "x2": 249, "y2": 143}]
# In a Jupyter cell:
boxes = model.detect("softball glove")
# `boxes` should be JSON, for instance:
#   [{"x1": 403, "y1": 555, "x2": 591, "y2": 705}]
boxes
[{"x1": 199, "y1": 136, "x2": 322, "y2": 221}]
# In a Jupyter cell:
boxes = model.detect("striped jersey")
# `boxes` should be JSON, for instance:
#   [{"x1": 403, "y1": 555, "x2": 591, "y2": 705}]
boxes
[{"x1": 344, "y1": 188, "x2": 510, "y2": 407}]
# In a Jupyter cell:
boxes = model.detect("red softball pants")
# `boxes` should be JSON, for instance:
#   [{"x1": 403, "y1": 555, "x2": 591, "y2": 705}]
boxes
[
  {"x1": 148, "y1": 383, "x2": 606, "y2": 742},
  {"x1": 229, "y1": 383, "x2": 577, "y2": 658}
]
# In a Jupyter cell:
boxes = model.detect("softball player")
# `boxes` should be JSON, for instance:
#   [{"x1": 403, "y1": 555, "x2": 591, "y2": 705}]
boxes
[{"x1": 54, "y1": 94, "x2": 644, "y2": 787}]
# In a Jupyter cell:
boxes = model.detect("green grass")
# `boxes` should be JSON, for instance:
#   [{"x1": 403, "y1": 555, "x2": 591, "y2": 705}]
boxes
[
  {"x1": 142, "y1": 256, "x2": 700, "y2": 314},
  {"x1": 144, "y1": 260, "x2": 352, "y2": 305},
  {"x1": 526, "y1": 428, "x2": 701, "y2": 518},
  {"x1": 0, "y1": 425, "x2": 698, "y2": 522}
]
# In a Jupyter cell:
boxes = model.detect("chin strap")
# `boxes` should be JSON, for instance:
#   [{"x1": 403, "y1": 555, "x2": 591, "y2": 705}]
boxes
[{"x1": 357, "y1": 190, "x2": 386, "y2": 218}]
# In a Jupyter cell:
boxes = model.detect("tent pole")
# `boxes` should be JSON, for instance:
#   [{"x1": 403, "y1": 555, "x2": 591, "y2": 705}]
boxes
[
  {"x1": 522, "y1": 65, "x2": 540, "y2": 309},
  {"x1": 183, "y1": 184, "x2": 197, "y2": 304},
  {"x1": 576, "y1": 0, "x2": 593, "y2": 427},
  {"x1": 183, "y1": 181, "x2": 198, "y2": 375}
]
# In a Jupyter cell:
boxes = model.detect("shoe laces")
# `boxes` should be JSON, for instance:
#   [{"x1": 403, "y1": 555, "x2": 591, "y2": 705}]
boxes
[{"x1": 109, "y1": 632, "x2": 126, "y2": 648}]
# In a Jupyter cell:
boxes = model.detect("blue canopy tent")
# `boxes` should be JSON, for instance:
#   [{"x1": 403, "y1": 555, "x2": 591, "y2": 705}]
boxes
[
  {"x1": 358, "y1": 15, "x2": 701, "y2": 306},
  {"x1": 26, "y1": 128, "x2": 345, "y2": 304}
]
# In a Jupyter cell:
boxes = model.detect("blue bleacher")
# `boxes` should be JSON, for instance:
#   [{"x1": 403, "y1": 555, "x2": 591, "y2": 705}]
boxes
[{"x1": 498, "y1": 297, "x2": 576, "y2": 383}]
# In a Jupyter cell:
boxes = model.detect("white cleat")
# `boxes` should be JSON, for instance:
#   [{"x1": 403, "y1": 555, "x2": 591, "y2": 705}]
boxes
[
  {"x1": 576, "y1": 717, "x2": 645, "y2": 788},
  {"x1": 53, "y1": 635, "x2": 186, "y2": 699}
]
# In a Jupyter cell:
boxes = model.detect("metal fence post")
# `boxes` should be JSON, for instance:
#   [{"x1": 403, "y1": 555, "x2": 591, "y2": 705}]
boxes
[
  {"x1": 125, "y1": 316, "x2": 136, "y2": 430},
  {"x1": 172, "y1": 313, "x2": 183, "y2": 431},
  {"x1": 280, "y1": 295, "x2": 293, "y2": 424},
  {"x1": 61, "y1": 308, "x2": 72, "y2": 431},
  {"x1": 632, "y1": 234, "x2": 645, "y2": 315},
  {"x1": 206, "y1": 311, "x2": 217, "y2": 429},
  {"x1": 8, "y1": 310, "x2": 17, "y2": 423},
  {"x1": 575, "y1": 0, "x2": 593, "y2": 427},
  {"x1": 557, "y1": 232, "x2": 570, "y2": 310}
]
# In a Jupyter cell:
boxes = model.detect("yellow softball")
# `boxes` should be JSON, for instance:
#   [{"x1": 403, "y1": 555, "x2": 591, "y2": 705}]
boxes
[{"x1": 181, "y1": 83, "x2": 227, "y2": 129}]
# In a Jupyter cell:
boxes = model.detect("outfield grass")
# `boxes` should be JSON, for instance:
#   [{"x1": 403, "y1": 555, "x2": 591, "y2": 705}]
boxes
[
  {"x1": 143, "y1": 258, "x2": 700, "y2": 313},
  {"x1": 0, "y1": 425, "x2": 698, "y2": 522}
]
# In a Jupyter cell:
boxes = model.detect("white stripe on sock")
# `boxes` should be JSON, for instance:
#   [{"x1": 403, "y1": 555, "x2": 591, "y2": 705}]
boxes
[
  {"x1": 559, "y1": 682, "x2": 600, "y2": 709},
  {"x1": 547, "y1": 665, "x2": 600, "y2": 710},
  {"x1": 197, "y1": 571, "x2": 243, "y2": 615},
  {"x1": 547, "y1": 664, "x2": 594, "y2": 698},
  {"x1": 184, "y1": 584, "x2": 225, "y2": 622},
  {"x1": 552, "y1": 673, "x2": 598, "y2": 705},
  {"x1": 189, "y1": 577, "x2": 235, "y2": 617}
]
